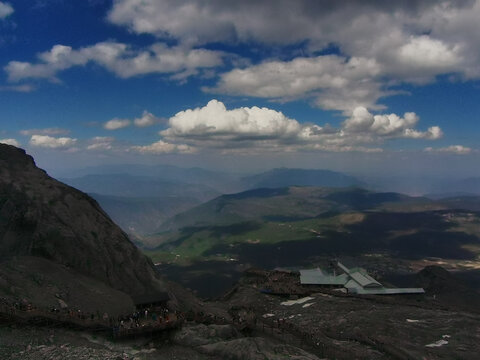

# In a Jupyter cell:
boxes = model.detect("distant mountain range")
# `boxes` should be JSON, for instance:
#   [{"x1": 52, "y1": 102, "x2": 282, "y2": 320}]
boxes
[
  {"x1": 241, "y1": 168, "x2": 365, "y2": 189},
  {"x1": 60, "y1": 173, "x2": 220, "y2": 201},
  {"x1": 57, "y1": 165, "x2": 480, "y2": 237},
  {"x1": 364, "y1": 175, "x2": 480, "y2": 197},
  {"x1": 429, "y1": 177, "x2": 480, "y2": 197},
  {"x1": 57, "y1": 164, "x2": 242, "y2": 194},
  {"x1": 158, "y1": 186, "x2": 435, "y2": 232},
  {"x1": 60, "y1": 167, "x2": 366, "y2": 235}
]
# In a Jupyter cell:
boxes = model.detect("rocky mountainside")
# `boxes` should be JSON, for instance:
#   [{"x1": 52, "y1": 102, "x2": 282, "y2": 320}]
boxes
[
  {"x1": 0, "y1": 144, "x2": 168, "y2": 303},
  {"x1": 158, "y1": 186, "x2": 434, "y2": 232}
]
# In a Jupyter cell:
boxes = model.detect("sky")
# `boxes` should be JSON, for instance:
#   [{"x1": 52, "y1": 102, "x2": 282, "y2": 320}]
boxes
[{"x1": 0, "y1": 0, "x2": 479, "y2": 178}]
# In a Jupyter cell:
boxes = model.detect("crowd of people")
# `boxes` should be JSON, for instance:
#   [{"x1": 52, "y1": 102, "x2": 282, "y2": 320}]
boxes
[
  {"x1": 111, "y1": 307, "x2": 179, "y2": 337},
  {"x1": 0, "y1": 297, "x2": 181, "y2": 337}
]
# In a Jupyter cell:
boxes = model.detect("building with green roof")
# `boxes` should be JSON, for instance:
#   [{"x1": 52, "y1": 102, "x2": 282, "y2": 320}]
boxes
[{"x1": 300, "y1": 262, "x2": 424, "y2": 295}]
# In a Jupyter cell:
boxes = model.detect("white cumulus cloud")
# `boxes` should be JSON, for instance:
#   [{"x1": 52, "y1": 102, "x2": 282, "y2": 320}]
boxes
[
  {"x1": 206, "y1": 55, "x2": 383, "y2": 113},
  {"x1": 131, "y1": 140, "x2": 195, "y2": 154},
  {"x1": 344, "y1": 107, "x2": 442, "y2": 139},
  {"x1": 107, "y1": 1, "x2": 480, "y2": 113},
  {"x1": 158, "y1": 100, "x2": 442, "y2": 154},
  {"x1": 162, "y1": 99, "x2": 301, "y2": 141},
  {"x1": 0, "y1": 1, "x2": 13, "y2": 19},
  {"x1": 103, "y1": 110, "x2": 164, "y2": 130},
  {"x1": 103, "y1": 118, "x2": 131, "y2": 130},
  {"x1": 134, "y1": 110, "x2": 163, "y2": 127},
  {"x1": 29, "y1": 135, "x2": 77, "y2": 149},
  {"x1": 107, "y1": 0, "x2": 480, "y2": 80},
  {"x1": 87, "y1": 136, "x2": 115, "y2": 151},
  {"x1": 5, "y1": 42, "x2": 225, "y2": 83},
  {"x1": 0, "y1": 138, "x2": 19, "y2": 146}
]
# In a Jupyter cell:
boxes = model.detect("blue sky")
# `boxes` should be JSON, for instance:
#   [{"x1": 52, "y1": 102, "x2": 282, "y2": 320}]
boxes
[{"x1": 0, "y1": 0, "x2": 479, "y2": 177}]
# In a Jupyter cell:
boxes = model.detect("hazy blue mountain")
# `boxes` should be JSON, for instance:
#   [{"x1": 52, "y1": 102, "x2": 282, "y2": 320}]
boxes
[
  {"x1": 90, "y1": 193, "x2": 200, "y2": 235},
  {"x1": 57, "y1": 164, "x2": 243, "y2": 194},
  {"x1": 363, "y1": 175, "x2": 480, "y2": 197},
  {"x1": 241, "y1": 168, "x2": 364, "y2": 189},
  {"x1": 60, "y1": 173, "x2": 220, "y2": 202},
  {"x1": 434, "y1": 178, "x2": 480, "y2": 196},
  {"x1": 437, "y1": 196, "x2": 480, "y2": 211},
  {"x1": 424, "y1": 192, "x2": 479, "y2": 200}
]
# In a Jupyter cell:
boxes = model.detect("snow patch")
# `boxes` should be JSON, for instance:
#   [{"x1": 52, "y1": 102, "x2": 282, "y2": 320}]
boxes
[
  {"x1": 281, "y1": 297, "x2": 314, "y2": 306},
  {"x1": 425, "y1": 336, "x2": 450, "y2": 348}
]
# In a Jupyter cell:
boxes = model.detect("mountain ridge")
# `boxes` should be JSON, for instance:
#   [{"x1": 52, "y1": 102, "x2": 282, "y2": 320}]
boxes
[{"x1": 0, "y1": 144, "x2": 169, "y2": 306}]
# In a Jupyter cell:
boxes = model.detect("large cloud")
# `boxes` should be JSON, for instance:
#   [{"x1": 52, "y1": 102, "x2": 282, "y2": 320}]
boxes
[
  {"x1": 29, "y1": 135, "x2": 77, "y2": 149},
  {"x1": 107, "y1": 1, "x2": 449, "y2": 46},
  {"x1": 161, "y1": 99, "x2": 301, "y2": 140},
  {"x1": 108, "y1": 0, "x2": 480, "y2": 112},
  {"x1": 107, "y1": 1, "x2": 479, "y2": 75},
  {"x1": 0, "y1": 2, "x2": 13, "y2": 19},
  {"x1": 5, "y1": 42, "x2": 224, "y2": 82},
  {"x1": 206, "y1": 55, "x2": 384, "y2": 113},
  {"x1": 159, "y1": 100, "x2": 442, "y2": 153},
  {"x1": 7, "y1": 1, "x2": 479, "y2": 120}
]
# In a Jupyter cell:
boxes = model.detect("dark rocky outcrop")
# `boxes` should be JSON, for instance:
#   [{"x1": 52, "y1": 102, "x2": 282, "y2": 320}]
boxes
[
  {"x1": 415, "y1": 265, "x2": 480, "y2": 313},
  {"x1": 0, "y1": 144, "x2": 169, "y2": 305},
  {"x1": 173, "y1": 324, "x2": 320, "y2": 360},
  {"x1": 0, "y1": 256, "x2": 135, "y2": 315}
]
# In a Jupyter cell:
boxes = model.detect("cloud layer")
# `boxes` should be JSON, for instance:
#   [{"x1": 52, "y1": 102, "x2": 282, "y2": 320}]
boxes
[
  {"x1": 20, "y1": 128, "x2": 70, "y2": 136},
  {"x1": 156, "y1": 99, "x2": 442, "y2": 153},
  {"x1": 7, "y1": 1, "x2": 480, "y2": 114},
  {"x1": 106, "y1": 0, "x2": 480, "y2": 113},
  {"x1": 5, "y1": 42, "x2": 224, "y2": 83},
  {"x1": 206, "y1": 55, "x2": 384, "y2": 114}
]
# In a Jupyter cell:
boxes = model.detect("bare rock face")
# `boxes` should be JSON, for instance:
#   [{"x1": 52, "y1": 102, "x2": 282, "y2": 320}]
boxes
[
  {"x1": 0, "y1": 256, "x2": 135, "y2": 315},
  {"x1": 173, "y1": 324, "x2": 320, "y2": 360},
  {"x1": 0, "y1": 144, "x2": 168, "y2": 300},
  {"x1": 198, "y1": 337, "x2": 320, "y2": 360},
  {"x1": 173, "y1": 324, "x2": 240, "y2": 347}
]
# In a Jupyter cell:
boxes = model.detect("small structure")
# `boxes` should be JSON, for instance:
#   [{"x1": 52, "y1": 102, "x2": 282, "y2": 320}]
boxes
[
  {"x1": 132, "y1": 292, "x2": 169, "y2": 310},
  {"x1": 300, "y1": 262, "x2": 424, "y2": 295}
]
